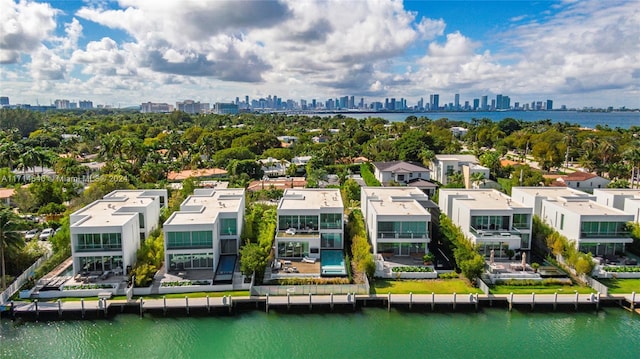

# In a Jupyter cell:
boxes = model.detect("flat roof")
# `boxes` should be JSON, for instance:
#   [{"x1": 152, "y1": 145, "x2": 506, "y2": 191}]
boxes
[
  {"x1": 165, "y1": 188, "x2": 244, "y2": 226},
  {"x1": 594, "y1": 188, "x2": 640, "y2": 196},
  {"x1": 279, "y1": 188, "x2": 343, "y2": 211},
  {"x1": 549, "y1": 198, "x2": 634, "y2": 217},
  {"x1": 72, "y1": 190, "x2": 158, "y2": 227},
  {"x1": 512, "y1": 187, "x2": 592, "y2": 199},
  {"x1": 363, "y1": 187, "x2": 430, "y2": 216},
  {"x1": 443, "y1": 189, "x2": 529, "y2": 210},
  {"x1": 434, "y1": 154, "x2": 478, "y2": 163}
]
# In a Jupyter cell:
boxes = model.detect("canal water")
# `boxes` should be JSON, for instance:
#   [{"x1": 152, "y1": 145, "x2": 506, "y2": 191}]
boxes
[{"x1": 2, "y1": 307, "x2": 638, "y2": 358}]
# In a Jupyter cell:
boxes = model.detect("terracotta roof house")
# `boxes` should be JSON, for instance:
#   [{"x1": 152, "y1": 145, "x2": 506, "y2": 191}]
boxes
[{"x1": 555, "y1": 171, "x2": 610, "y2": 192}]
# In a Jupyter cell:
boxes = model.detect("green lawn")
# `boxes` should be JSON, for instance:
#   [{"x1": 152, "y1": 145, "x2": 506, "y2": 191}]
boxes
[
  {"x1": 599, "y1": 278, "x2": 640, "y2": 294},
  {"x1": 372, "y1": 279, "x2": 478, "y2": 294},
  {"x1": 489, "y1": 285, "x2": 595, "y2": 294},
  {"x1": 48, "y1": 291, "x2": 251, "y2": 302}
]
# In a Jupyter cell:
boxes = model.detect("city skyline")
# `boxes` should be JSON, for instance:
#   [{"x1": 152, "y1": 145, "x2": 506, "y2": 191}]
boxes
[{"x1": 1, "y1": 0, "x2": 639, "y2": 108}]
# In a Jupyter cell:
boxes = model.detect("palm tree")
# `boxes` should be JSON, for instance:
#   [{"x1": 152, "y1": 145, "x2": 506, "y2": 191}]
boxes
[
  {"x1": 623, "y1": 143, "x2": 640, "y2": 188},
  {"x1": 470, "y1": 172, "x2": 487, "y2": 189},
  {"x1": 0, "y1": 207, "x2": 24, "y2": 290}
]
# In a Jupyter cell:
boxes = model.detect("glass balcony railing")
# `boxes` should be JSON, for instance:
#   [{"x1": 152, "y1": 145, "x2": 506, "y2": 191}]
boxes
[
  {"x1": 75, "y1": 245, "x2": 122, "y2": 252},
  {"x1": 377, "y1": 231, "x2": 428, "y2": 239},
  {"x1": 469, "y1": 226, "x2": 521, "y2": 237},
  {"x1": 580, "y1": 232, "x2": 631, "y2": 239}
]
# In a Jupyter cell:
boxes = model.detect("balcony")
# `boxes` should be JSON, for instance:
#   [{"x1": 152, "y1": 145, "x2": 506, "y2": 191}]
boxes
[
  {"x1": 377, "y1": 231, "x2": 428, "y2": 240},
  {"x1": 277, "y1": 228, "x2": 320, "y2": 239},
  {"x1": 75, "y1": 245, "x2": 122, "y2": 252},
  {"x1": 580, "y1": 232, "x2": 631, "y2": 239},
  {"x1": 470, "y1": 226, "x2": 521, "y2": 239}
]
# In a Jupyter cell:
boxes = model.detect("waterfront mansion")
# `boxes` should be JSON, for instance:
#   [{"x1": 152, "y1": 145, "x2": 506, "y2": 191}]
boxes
[
  {"x1": 361, "y1": 187, "x2": 431, "y2": 257},
  {"x1": 439, "y1": 189, "x2": 533, "y2": 259},
  {"x1": 70, "y1": 189, "x2": 167, "y2": 276}
]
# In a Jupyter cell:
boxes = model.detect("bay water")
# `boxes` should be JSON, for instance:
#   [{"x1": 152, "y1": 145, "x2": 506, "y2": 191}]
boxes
[{"x1": 2, "y1": 307, "x2": 639, "y2": 358}]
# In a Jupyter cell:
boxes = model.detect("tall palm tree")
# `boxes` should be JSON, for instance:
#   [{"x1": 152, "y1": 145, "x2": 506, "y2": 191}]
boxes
[
  {"x1": 470, "y1": 172, "x2": 487, "y2": 189},
  {"x1": 0, "y1": 207, "x2": 24, "y2": 290}
]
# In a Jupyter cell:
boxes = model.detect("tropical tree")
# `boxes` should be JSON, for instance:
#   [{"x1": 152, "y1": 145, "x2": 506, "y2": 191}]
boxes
[
  {"x1": 470, "y1": 172, "x2": 486, "y2": 189},
  {"x1": 0, "y1": 207, "x2": 24, "y2": 290}
]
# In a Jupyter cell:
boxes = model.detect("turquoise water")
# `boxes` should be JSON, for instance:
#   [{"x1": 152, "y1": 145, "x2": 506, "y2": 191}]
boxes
[
  {"x1": 2, "y1": 307, "x2": 639, "y2": 358},
  {"x1": 321, "y1": 250, "x2": 346, "y2": 276}
]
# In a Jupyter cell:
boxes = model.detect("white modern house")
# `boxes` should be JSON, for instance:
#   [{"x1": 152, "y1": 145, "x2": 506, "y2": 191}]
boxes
[
  {"x1": 594, "y1": 188, "x2": 640, "y2": 223},
  {"x1": 258, "y1": 157, "x2": 290, "y2": 177},
  {"x1": 361, "y1": 187, "x2": 431, "y2": 257},
  {"x1": 439, "y1": 189, "x2": 533, "y2": 258},
  {"x1": 372, "y1": 161, "x2": 431, "y2": 185},
  {"x1": 275, "y1": 188, "x2": 343, "y2": 260},
  {"x1": 163, "y1": 188, "x2": 245, "y2": 275},
  {"x1": 512, "y1": 187, "x2": 633, "y2": 256},
  {"x1": 430, "y1": 154, "x2": 490, "y2": 188},
  {"x1": 70, "y1": 189, "x2": 167, "y2": 275}
]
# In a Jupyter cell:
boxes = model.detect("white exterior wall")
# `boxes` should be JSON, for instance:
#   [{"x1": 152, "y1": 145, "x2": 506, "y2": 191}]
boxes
[
  {"x1": 624, "y1": 198, "x2": 640, "y2": 224},
  {"x1": 540, "y1": 201, "x2": 583, "y2": 240}
]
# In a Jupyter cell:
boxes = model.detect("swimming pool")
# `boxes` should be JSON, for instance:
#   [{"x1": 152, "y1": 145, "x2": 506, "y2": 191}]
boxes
[
  {"x1": 217, "y1": 255, "x2": 236, "y2": 275},
  {"x1": 320, "y1": 250, "x2": 347, "y2": 276}
]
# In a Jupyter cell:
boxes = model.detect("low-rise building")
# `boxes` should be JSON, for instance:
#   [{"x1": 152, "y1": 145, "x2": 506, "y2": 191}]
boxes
[
  {"x1": 430, "y1": 154, "x2": 489, "y2": 188},
  {"x1": 258, "y1": 157, "x2": 290, "y2": 177},
  {"x1": 512, "y1": 187, "x2": 633, "y2": 255},
  {"x1": 70, "y1": 189, "x2": 167, "y2": 275},
  {"x1": 439, "y1": 189, "x2": 533, "y2": 258},
  {"x1": 275, "y1": 189, "x2": 343, "y2": 260},
  {"x1": 593, "y1": 188, "x2": 640, "y2": 224},
  {"x1": 361, "y1": 187, "x2": 431, "y2": 257},
  {"x1": 163, "y1": 188, "x2": 244, "y2": 275},
  {"x1": 372, "y1": 161, "x2": 431, "y2": 185},
  {"x1": 555, "y1": 171, "x2": 610, "y2": 192}
]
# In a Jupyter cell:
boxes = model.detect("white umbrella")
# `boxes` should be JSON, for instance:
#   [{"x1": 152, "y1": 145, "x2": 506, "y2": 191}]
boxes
[
  {"x1": 490, "y1": 249, "x2": 495, "y2": 265},
  {"x1": 521, "y1": 252, "x2": 527, "y2": 271}
]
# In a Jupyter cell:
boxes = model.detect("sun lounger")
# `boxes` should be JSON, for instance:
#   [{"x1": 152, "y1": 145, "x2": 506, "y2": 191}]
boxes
[{"x1": 302, "y1": 256, "x2": 317, "y2": 263}]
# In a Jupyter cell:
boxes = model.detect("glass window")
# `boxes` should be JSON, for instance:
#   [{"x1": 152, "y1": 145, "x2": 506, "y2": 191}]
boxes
[
  {"x1": 220, "y1": 218, "x2": 237, "y2": 235},
  {"x1": 320, "y1": 213, "x2": 342, "y2": 229},
  {"x1": 321, "y1": 233, "x2": 343, "y2": 249},
  {"x1": 513, "y1": 214, "x2": 530, "y2": 229}
]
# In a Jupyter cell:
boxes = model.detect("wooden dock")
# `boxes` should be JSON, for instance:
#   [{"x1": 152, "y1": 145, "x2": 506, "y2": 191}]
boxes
[{"x1": 5, "y1": 291, "x2": 639, "y2": 320}]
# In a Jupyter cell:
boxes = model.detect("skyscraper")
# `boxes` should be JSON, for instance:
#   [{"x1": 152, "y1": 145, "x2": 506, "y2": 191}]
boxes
[
  {"x1": 481, "y1": 96, "x2": 488, "y2": 110},
  {"x1": 496, "y1": 94, "x2": 503, "y2": 110},
  {"x1": 546, "y1": 100, "x2": 553, "y2": 110},
  {"x1": 454, "y1": 93, "x2": 460, "y2": 110},
  {"x1": 473, "y1": 98, "x2": 479, "y2": 110},
  {"x1": 429, "y1": 94, "x2": 439, "y2": 111}
]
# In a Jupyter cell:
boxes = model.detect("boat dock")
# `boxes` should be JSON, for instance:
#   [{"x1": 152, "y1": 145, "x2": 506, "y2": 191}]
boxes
[{"x1": 5, "y1": 291, "x2": 638, "y2": 320}]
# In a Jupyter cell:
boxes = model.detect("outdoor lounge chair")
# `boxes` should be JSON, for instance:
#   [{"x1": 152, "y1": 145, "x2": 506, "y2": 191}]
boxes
[{"x1": 302, "y1": 256, "x2": 317, "y2": 263}]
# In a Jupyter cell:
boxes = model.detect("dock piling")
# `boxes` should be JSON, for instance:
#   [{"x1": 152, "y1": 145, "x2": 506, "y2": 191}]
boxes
[
  {"x1": 387, "y1": 293, "x2": 391, "y2": 312},
  {"x1": 575, "y1": 292, "x2": 579, "y2": 311},
  {"x1": 409, "y1": 292, "x2": 413, "y2": 310},
  {"x1": 531, "y1": 292, "x2": 535, "y2": 311},
  {"x1": 139, "y1": 298, "x2": 143, "y2": 317},
  {"x1": 163, "y1": 296, "x2": 167, "y2": 315},
  {"x1": 81, "y1": 298, "x2": 85, "y2": 318},
  {"x1": 103, "y1": 298, "x2": 107, "y2": 316},
  {"x1": 34, "y1": 299, "x2": 38, "y2": 319},
  {"x1": 287, "y1": 293, "x2": 290, "y2": 310},
  {"x1": 554, "y1": 292, "x2": 558, "y2": 310},
  {"x1": 57, "y1": 299, "x2": 62, "y2": 318},
  {"x1": 330, "y1": 293, "x2": 334, "y2": 311},
  {"x1": 475, "y1": 293, "x2": 479, "y2": 311},
  {"x1": 228, "y1": 296, "x2": 233, "y2": 314},
  {"x1": 206, "y1": 295, "x2": 210, "y2": 313},
  {"x1": 452, "y1": 293, "x2": 456, "y2": 311},
  {"x1": 185, "y1": 296, "x2": 189, "y2": 315},
  {"x1": 431, "y1": 292, "x2": 435, "y2": 311},
  {"x1": 632, "y1": 292, "x2": 636, "y2": 310},
  {"x1": 509, "y1": 292, "x2": 513, "y2": 312},
  {"x1": 266, "y1": 293, "x2": 269, "y2": 313},
  {"x1": 309, "y1": 293, "x2": 312, "y2": 310},
  {"x1": 596, "y1": 292, "x2": 600, "y2": 311}
]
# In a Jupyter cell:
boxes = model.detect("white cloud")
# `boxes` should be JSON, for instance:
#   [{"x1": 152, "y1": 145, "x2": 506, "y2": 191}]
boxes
[{"x1": 0, "y1": 0, "x2": 57, "y2": 63}]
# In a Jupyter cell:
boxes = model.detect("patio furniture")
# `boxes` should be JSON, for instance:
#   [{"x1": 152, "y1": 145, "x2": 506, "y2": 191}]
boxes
[{"x1": 302, "y1": 256, "x2": 317, "y2": 263}]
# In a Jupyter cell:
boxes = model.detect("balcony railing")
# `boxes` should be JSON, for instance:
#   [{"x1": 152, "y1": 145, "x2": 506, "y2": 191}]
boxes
[
  {"x1": 580, "y1": 232, "x2": 631, "y2": 239},
  {"x1": 75, "y1": 245, "x2": 122, "y2": 252},
  {"x1": 277, "y1": 229, "x2": 320, "y2": 238},
  {"x1": 377, "y1": 231, "x2": 428, "y2": 239},
  {"x1": 469, "y1": 226, "x2": 521, "y2": 238}
]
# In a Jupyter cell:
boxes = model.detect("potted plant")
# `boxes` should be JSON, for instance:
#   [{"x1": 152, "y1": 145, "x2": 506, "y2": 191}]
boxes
[
  {"x1": 506, "y1": 249, "x2": 515, "y2": 260},
  {"x1": 423, "y1": 253, "x2": 435, "y2": 265},
  {"x1": 531, "y1": 262, "x2": 540, "y2": 273}
]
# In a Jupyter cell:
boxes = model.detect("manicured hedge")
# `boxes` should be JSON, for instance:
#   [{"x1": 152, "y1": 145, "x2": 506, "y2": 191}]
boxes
[{"x1": 391, "y1": 266, "x2": 434, "y2": 273}]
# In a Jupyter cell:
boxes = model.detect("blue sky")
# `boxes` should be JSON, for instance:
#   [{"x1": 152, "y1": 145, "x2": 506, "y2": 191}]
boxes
[{"x1": 1, "y1": 0, "x2": 638, "y2": 108}]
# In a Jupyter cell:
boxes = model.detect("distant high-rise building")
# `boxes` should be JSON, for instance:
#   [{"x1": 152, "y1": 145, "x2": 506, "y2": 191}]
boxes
[
  {"x1": 390, "y1": 98, "x2": 396, "y2": 110},
  {"x1": 349, "y1": 96, "x2": 355, "y2": 109},
  {"x1": 502, "y1": 96, "x2": 510, "y2": 110},
  {"x1": 481, "y1": 96, "x2": 488, "y2": 110},
  {"x1": 212, "y1": 102, "x2": 239, "y2": 114},
  {"x1": 176, "y1": 100, "x2": 210, "y2": 114},
  {"x1": 496, "y1": 94, "x2": 503, "y2": 110},
  {"x1": 141, "y1": 102, "x2": 172, "y2": 113},
  {"x1": 79, "y1": 100, "x2": 93, "y2": 109},
  {"x1": 0, "y1": 96, "x2": 9, "y2": 106},
  {"x1": 491, "y1": 99, "x2": 496, "y2": 110},
  {"x1": 454, "y1": 93, "x2": 460, "y2": 110},
  {"x1": 546, "y1": 100, "x2": 553, "y2": 110},
  {"x1": 385, "y1": 98, "x2": 389, "y2": 110},
  {"x1": 473, "y1": 98, "x2": 479, "y2": 110},
  {"x1": 54, "y1": 99, "x2": 70, "y2": 109},
  {"x1": 429, "y1": 94, "x2": 439, "y2": 111},
  {"x1": 418, "y1": 97, "x2": 424, "y2": 110}
]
